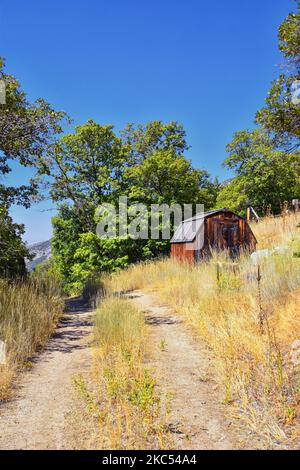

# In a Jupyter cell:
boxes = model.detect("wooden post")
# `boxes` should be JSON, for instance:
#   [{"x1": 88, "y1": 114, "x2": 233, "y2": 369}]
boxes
[
  {"x1": 257, "y1": 264, "x2": 264, "y2": 334},
  {"x1": 246, "y1": 207, "x2": 251, "y2": 224},
  {"x1": 282, "y1": 201, "x2": 288, "y2": 231}
]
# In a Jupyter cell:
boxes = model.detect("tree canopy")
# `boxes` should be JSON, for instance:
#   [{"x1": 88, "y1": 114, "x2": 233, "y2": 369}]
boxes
[
  {"x1": 48, "y1": 120, "x2": 218, "y2": 291},
  {"x1": 217, "y1": 130, "x2": 300, "y2": 214}
]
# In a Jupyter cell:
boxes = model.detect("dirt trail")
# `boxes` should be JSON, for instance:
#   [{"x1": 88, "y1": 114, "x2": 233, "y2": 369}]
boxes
[
  {"x1": 0, "y1": 297, "x2": 93, "y2": 450},
  {"x1": 0, "y1": 291, "x2": 245, "y2": 450},
  {"x1": 128, "y1": 290, "x2": 243, "y2": 450}
]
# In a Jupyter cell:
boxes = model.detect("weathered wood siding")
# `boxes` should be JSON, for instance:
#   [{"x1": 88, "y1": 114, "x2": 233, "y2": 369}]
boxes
[
  {"x1": 171, "y1": 242, "x2": 195, "y2": 263},
  {"x1": 206, "y1": 213, "x2": 256, "y2": 249}
]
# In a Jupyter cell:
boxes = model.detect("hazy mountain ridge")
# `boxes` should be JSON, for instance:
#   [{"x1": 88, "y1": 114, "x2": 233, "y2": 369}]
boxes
[{"x1": 26, "y1": 240, "x2": 51, "y2": 271}]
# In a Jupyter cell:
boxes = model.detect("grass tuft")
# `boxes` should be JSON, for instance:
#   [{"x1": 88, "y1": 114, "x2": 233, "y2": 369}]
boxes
[{"x1": 79, "y1": 296, "x2": 171, "y2": 449}]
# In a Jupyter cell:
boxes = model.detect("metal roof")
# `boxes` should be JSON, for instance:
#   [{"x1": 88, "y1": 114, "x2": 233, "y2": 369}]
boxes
[
  {"x1": 170, "y1": 208, "x2": 244, "y2": 243},
  {"x1": 171, "y1": 217, "x2": 204, "y2": 243},
  {"x1": 183, "y1": 208, "x2": 244, "y2": 222}
]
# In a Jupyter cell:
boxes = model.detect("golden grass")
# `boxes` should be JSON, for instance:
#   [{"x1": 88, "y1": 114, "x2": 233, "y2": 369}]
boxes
[
  {"x1": 251, "y1": 211, "x2": 300, "y2": 250},
  {"x1": 102, "y1": 213, "x2": 300, "y2": 447},
  {"x1": 76, "y1": 297, "x2": 171, "y2": 449},
  {"x1": 0, "y1": 276, "x2": 64, "y2": 400}
]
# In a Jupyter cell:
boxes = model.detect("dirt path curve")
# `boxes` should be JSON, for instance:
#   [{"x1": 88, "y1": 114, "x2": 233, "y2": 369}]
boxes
[
  {"x1": 0, "y1": 297, "x2": 93, "y2": 450},
  {"x1": 128, "y1": 290, "x2": 243, "y2": 450}
]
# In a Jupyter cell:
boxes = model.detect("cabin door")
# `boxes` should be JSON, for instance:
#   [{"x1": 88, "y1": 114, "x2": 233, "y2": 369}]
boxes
[{"x1": 213, "y1": 220, "x2": 240, "y2": 256}]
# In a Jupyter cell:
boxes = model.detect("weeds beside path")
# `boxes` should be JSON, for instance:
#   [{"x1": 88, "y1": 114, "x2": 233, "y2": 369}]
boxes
[
  {"x1": 103, "y1": 213, "x2": 300, "y2": 447},
  {"x1": 0, "y1": 297, "x2": 94, "y2": 450},
  {"x1": 128, "y1": 290, "x2": 248, "y2": 450}
]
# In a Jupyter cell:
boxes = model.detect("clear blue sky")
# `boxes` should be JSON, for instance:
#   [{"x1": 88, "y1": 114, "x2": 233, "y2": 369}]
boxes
[{"x1": 0, "y1": 0, "x2": 295, "y2": 243}]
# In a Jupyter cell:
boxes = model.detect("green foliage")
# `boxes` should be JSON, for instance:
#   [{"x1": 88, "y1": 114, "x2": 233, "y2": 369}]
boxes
[
  {"x1": 51, "y1": 204, "x2": 86, "y2": 291},
  {"x1": 221, "y1": 130, "x2": 300, "y2": 214},
  {"x1": 278, "y1": 2, "x2": 300, "y2": 66},
  {"x1": 0, "y1": 57, "x2": 67, "y2": 209},
  {"x1": 51, "y1": 204, "x2": 139, "y2": 292},
  {"x1": 0, "y1": 205, "x2": 28, "y2": 277},
  {"x1": 216, "y1": 178, "x2": 248, "y2": 215},
  {"x1": 125, "y1": 148, "x2": 215, "y2": 207},
  {"x1": 0, "y1": 58, "x2": 67, "y2": 279},
  {"x1": 255, "y1": 2, "x2": 300, "y2": 151},
  {"x1": 48, "y1": 120, "x2": 125, "y2": 205},
  {"x1": 31, "y1": 258, "x2": 64, "y2": 295},
  {"x1": 71, "y1": 233, "x2": 131, "y2": 292},
  {"x1": 49, "y1": 120, "x2": 218, "y2": 291},
  {"x1": 255, "y1": 74, "x2": 300, "y2": 150},
  {"x1": 52, "y1": 204, "x2": 171, "y2": 293},
  {"x1": 121, "y1": 120, "x2": 189, "y2": 162},
  {"x1": 224, "y1": 3, "x2": 300, "y2": 215}
]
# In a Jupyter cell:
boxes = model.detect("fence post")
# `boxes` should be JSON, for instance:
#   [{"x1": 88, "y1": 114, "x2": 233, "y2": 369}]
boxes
[
  {"x1": 257, "y1": 264, "x2": 264, "y2": 334},
  {"x1": 246, "y1": 207, "x2": 251, "y2": 223}
]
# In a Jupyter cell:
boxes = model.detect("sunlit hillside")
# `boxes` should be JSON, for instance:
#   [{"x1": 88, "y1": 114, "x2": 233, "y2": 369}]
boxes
[{"x1": 102, "y1": 212, "x2": 300, "y2": 447}]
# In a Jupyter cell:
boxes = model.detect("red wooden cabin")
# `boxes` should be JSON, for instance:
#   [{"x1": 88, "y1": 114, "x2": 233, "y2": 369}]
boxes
[{"x1": 170, "y1": 208, "x2": 257, "y2": 263}]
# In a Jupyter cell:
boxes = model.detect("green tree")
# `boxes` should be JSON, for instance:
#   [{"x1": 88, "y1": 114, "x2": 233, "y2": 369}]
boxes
[
  {"x1": 0, "y1": 58, "x2": 67, "y2": 208},
  {"x1": 215, "y1": 179, "x2": 248, "y2": 215},
  {"x1": 218, "y1": 130, "x2": 300, "y2": 214},
  {"x1": 278, "y1": 2, "x2": 300, "y2": 67},
  {"x1": 39, "y1": 120, "x2": 125, "y2": 231},
  {"x1": 0, "y1": 58, "x2": 67, "y2": 277},
  {"x1": 124, "y1": 148, "x2": 215, "y2": 207},
  {"x1": 222, "y1": 3, "x2": 300, "y2": 215},
  {"x1": 51, "y1": 204, "x2": 86, "y2": 287},
  {"x1": 0, "y1": 206, "x2": 27, "y2": 277},
  {"x1": 255, "y1": 2, "x2": 300, "y2": 151},
  {"x1": 256, "y1": 74, "x2": 300, "y2": 151},
  {"x1": 51, "y1": 204, "x2": 153, "y2": 292},
  {"x1": 48, "y1": 120, "x2": 124, "y2": 204},
  {"x1": 121, "y1": 120, "x2": 189, "y2": 164},
  {"x1": 50, "y1": 120, "x2": 218, "y2": 290}
]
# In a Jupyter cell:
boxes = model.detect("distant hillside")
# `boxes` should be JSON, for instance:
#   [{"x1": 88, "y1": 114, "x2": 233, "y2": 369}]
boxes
[{"x1": 26, "y1": 240, "x2": 51, "y2": 271}]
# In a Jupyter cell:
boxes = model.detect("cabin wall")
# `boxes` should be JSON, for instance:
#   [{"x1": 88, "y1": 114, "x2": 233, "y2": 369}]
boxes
[
  {"x1": 171, "y1": 243, "x2": 195, "y2": 263},
  {"x1": 204, "y1": 213, "x2": 256, "y2": 253},
  {"x1": 205, "y1": 212, "x2": 240, "y2": 247}
]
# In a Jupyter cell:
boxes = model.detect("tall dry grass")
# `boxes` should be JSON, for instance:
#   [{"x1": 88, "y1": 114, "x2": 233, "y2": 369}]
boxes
[
  {"x1": 0, "y1": 276, "x2": 64, "y2": 400},
  {"x1": 251, "y1": 211, "x2": 300, "y2": 250},
  {"x1": 103, "y1": 213, "x2": 300, "y2": 447},
  {"x1": 75, "y1": 296, "x2": 171, "y2": 449}
]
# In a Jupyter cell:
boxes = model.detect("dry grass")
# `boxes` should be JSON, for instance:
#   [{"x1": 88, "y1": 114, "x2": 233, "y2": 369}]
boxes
[
  {"x1": 75, "y1": 296, "x2": 171, "y2": 449},
  {"x1": 102, "y1": 213, "x2": 300, "y2": 448},
  {"x1": 252, "y1": 211, "x2": 300, "y2": 250},
  {"x1": 0, "y1": 276, "x2": 64, "y2": 400}
]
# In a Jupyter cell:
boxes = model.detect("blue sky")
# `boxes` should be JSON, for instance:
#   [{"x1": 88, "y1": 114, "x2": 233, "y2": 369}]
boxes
[{"x1": 0, "y1": 0, "x2": 294, "y2": 243}]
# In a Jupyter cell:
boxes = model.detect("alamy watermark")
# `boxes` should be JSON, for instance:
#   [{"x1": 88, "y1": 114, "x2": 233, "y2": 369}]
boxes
[{"x1": 96, "y1": 196, "x2": 204, "y2": 250}]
